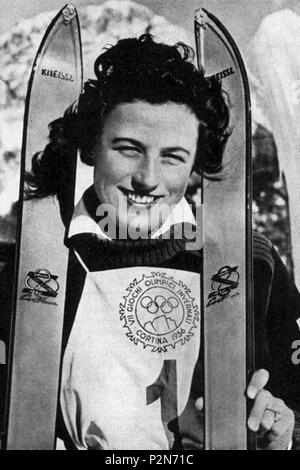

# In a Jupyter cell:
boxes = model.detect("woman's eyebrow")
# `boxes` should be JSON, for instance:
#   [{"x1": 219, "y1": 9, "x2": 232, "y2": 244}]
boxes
[
  {"x1": 112, "y1": 137, "x2": 145, "y2": 150},
  {"x1": 163, "y1": 146, "x2": 191, "y2": 156},
  {"x1": 112, "y1": 139, "x2": 190, "y2": 156}
]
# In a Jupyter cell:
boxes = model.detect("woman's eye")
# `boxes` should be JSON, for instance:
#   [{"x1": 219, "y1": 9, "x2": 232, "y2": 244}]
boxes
[
  {"x1": 162, "y1": 154, "x2": 185, "y2": 165},
  {"x1": 115, "y1": 147, "x2": 142, "y2": 158}
]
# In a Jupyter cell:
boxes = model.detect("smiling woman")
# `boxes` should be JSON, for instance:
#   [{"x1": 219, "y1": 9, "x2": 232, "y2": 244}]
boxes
[
  {"x1": 92, "y1": 101, "x2": 199, "y2": 235},
  {"x1": 18, "y1": 34, "x2": 299, "y2": 451},
  {"x1": 25, "y1": 35, "x2": 230, "y2": 200},
  {"x1": 25, "y1": 35, "x2": 230, "y2": 238}
]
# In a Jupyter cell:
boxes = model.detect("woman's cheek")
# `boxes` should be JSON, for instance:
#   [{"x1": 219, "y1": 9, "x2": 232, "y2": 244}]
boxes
[
  {"x1": 106, "y1": 153, "x2": 137, "y2": 180},
  {"x1": 165, "y1": 168, "x2": 191, "y2": 198}
]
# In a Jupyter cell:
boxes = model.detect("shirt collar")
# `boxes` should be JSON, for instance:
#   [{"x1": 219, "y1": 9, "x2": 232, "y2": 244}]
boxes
[{"x1": 68, "y1": 193, "x2": 196, "y2": 240}]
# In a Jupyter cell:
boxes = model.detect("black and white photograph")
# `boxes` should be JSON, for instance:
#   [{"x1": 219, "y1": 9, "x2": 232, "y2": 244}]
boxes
[{"x1": 0, "y1": 0, "x2": 300, "y2": 452}]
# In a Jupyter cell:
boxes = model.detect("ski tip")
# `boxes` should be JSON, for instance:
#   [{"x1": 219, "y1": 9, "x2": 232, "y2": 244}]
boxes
[
  {"x1": 62, "y1": 4, "x2": 77, "y2": 24},
  {"x1": 194, "y1": 8, "x2": 209, "y2": 27}
]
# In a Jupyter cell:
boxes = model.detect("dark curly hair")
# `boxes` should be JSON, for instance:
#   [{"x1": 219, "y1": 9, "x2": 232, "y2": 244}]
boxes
[{"x1": 25, "y1": 34, "x2": 230, "y2": 198}]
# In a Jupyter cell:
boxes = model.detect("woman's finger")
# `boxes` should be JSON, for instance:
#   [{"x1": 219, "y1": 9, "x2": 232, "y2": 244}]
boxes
[
  {"x1": 260, "y1": 408, "x2": 281, "y2": 431},
  {"x1": 247, "y1": 389, "x2": 273, "y2": 431},
  {"x1": 195, "y1": 397, "x2": 204, "y2": 411},
  {"x1": 247, "y1": 369, "x2": 269, "y2": 399}
]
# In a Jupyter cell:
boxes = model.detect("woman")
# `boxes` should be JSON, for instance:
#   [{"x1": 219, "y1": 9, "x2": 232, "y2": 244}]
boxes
[{"x1": 15, "y1": 35, "x2": 300, "y2": 449}]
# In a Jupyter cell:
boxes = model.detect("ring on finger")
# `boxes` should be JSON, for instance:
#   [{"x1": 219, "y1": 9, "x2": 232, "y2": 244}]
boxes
[{"x1": 265, "y1": 408, "x2": 281, "y2": 422}]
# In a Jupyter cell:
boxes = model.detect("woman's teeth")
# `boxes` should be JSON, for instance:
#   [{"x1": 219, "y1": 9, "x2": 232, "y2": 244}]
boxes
[{"x1": 127, "y1": 191, "x2": 155, "y2": 204}]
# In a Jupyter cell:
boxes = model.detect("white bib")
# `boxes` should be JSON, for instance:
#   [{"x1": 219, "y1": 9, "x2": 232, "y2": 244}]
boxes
[{"x1": 60, "y1": 266, "x2": 201, "y2": 450}]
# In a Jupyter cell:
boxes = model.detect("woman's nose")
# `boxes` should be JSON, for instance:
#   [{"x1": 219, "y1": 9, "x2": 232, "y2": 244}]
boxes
[{"x1": 132, "y1": 157, "x2": 159, "y2": 193}]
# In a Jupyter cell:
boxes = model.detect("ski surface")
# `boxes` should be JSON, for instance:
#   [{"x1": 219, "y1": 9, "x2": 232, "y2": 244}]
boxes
[
  {"x1": 5, "y1": 5, "x2": 82, "y2": 450},
  {"x1": 194, "y1": 9, "x2": 253, "y2": 449}
]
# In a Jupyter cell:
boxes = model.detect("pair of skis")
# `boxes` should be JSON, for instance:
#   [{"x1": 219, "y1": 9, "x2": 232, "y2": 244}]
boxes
[{"x1": 3, "y1": 5, "x2": 253, "y2": 449}]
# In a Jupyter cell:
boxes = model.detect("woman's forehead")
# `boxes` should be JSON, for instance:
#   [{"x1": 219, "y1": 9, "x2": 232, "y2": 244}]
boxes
[{"x1": 101, "y1": 101, "x2": 199, "y2": 146}]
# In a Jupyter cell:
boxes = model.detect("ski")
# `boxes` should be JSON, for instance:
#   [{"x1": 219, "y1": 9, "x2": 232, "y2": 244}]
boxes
[
  {"x1": 4, "y1": 5, "x2": 82, "y2": 450},
  {"x1": 194, "y1": 9, "x2": 254, "y2": 449}
]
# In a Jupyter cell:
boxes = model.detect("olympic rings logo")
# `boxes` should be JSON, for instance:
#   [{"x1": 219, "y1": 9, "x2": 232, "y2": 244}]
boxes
[{"x1": 140, "y1": 295, "x2": 179, "y2": 314}]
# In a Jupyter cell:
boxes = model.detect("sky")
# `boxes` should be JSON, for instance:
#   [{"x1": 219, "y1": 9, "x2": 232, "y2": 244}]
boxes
[{"x1": 0, "y1": 0, "x2": 293, "y2": 51}]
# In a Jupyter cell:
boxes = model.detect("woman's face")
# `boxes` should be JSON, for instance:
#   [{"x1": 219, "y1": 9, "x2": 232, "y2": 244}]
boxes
[{"x1": 93, "y1": 100, "x2": 199, "y2": 237}]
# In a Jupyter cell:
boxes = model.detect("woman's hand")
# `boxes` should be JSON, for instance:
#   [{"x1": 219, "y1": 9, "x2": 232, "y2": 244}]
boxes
[
  {"x1": 247, "y1": 369, "x2": 295, "y2": 450},
  {"x1": 195, "y1": 368, "x2": 295, "y2": 449}
]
